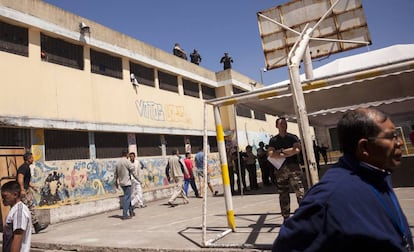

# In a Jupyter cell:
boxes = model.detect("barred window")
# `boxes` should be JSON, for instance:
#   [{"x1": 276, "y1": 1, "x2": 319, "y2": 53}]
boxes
[
  {"x1": 0, "y1": 21, "x2": 28, "y2": 57},
  {"x1": 40, "y1": 33, "x2": 84, "y2": 70},
  {"x1": 233, "y1": 87, "x2": 252, "y2": 118},
  {"x1": 254, "y1": 110, "x2": 266, "y2": 121},
  {"x1": 329, "y1": 127, "x2": 340, "y2": 151},
  {"x1": 201, "y1": 85, "x2": 216, "y2": 100},
  {"x1": 190, "y1": 136, "x2": 203, "y2": 153},
  {"x1": 0, "y1": 127, "x2": 31, "y2": 149},
  {"x1": 208, "y1": 136, "x2": 218, "y2": 152},
  {"x1": 189, "y1": 136, "x2": 218, "y2": 153},
  {"x1": 94, "y1": 132, "x2": 128, "y2": 159},
  {"x1": 136, "y1": 133, "x2": 161, "y2": 157},
  {"x1": 90, "y1": 49, "x2": 122, "y2": 79},
  {"x1": 183, "y1": 79, "x2": 199, "y2": 98},
  {"x1": 158, "y1": 71, "x2": 178, "y2": 93},
  {"x1": 236, "y1": 104, "x2": 252, "y2": 118},
  {"x1": 44, "y1": 130, "x2": 89, "y2": 161},
  {"x1": 165, "y1": 135, "x2": 185, "y2": 155},
  {"x1": 129, "y1": 62, "x2": 155, "y2": 87}
]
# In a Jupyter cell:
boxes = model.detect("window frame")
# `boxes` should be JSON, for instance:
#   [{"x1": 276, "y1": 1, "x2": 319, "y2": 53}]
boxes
[
  {"x1": 90, "y1": 49, "x2": 123, "y2": 79},
  {"x1": 0, "y1": 21, "x2": 28, "y2": 57},
  {"x1": 183, "y1": 79, "x2": 200, "y2": 98},
  {"x1": 136, "y1": 133, "x2": 162, "y2": 157},
  {"x1": 129, "y1": 61, "x2": 155, "y2": 87},
  {"x1": 158, "y1": 71, "x2": 178, "y2": 93},
  {"x1": 94, "y1": 132, "x2": 128, "y2": 159},
  {"x1": 44, "y1": 130, "x2": 89, "y2": 161},
  {"x1": 201, "y1": 85, "x2": 216, "y2": 100},
  {"x1": 40, "y1": 33, "x2": 84, "y2": 70}
]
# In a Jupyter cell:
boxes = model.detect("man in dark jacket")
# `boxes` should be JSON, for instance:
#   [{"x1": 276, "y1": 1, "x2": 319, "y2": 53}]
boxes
[
  {"x1": 273, "y1": 108, "x2": 413, "y2": 252},
  {"x1": 17, "y1": 152, "x2": 48, "y2": 233}
]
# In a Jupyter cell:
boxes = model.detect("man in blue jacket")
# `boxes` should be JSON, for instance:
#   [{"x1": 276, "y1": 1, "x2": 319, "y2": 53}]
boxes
[{"x1": 273, "y1": 108, "x2": 413, "y2": 252}]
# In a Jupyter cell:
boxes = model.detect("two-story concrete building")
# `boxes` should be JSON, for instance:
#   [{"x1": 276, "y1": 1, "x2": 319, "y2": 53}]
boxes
[{"x1": 0, "y1": 0, "x2": 287, "y2": 223}]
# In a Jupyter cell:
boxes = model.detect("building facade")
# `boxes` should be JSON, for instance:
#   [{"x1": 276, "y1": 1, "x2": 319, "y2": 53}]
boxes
[{"x1": 0, "y1": 0, "x2": 280, "y2": 223}]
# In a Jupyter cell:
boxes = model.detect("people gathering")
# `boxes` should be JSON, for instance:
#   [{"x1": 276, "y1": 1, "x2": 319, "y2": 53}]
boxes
[
  {"x1": 4, "y1": 107, "x2": 413, "y2": 252},
  {"x1": 273, "y1": 108, "x2": 413, "y2": 251},
  {"x1": 172, "y1": 43, "x2": 234, "y2": 70}
]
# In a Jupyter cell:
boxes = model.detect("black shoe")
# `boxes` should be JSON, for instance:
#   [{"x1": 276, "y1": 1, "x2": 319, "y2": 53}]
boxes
[
  {"x1": 121, "y1": 216, "x2": 132, "y2": 220},
  {"x1": 34, "y1": 222, "x2": 48, "y2": 234}
]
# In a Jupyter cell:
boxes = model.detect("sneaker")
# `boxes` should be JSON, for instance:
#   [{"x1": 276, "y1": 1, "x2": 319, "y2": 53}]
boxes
[{"x1": 34, "y1": 223, "x2": 48, "y2": 234}]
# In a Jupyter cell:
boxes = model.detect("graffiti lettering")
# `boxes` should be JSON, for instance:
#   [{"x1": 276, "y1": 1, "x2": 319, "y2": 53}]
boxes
[
  {"x1": 136, "y1": 100, "x2": 165, "y2": 121},
  {"x1": 164, "y1": 105, "x2": 185, "y2": 122}
]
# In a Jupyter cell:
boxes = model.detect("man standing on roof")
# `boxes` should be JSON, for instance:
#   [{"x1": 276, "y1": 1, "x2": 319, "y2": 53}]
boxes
[
  {"x1": 220, "y1": 52, "x2": 233, "y2": 70},
  {"x1": 190, "y1": 49, "x2": 202, "y2": 65},
  {"x1": 173, "y1": 43, "x2": 187, "y2": 60}
]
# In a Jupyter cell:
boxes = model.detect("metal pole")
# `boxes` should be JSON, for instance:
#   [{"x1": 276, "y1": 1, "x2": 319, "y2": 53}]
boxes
[
  {"x1": 232, "y1": 105, "x2": 244, "y2": 196},
  {"x1": 260, "y1": 68, "x2": 264, "y2": 83},
  {"x1": 213, "y1": 106, "x2": 236, "y2": 231},
  {"x1": 202, "y1": 102, "x2": 208, "y2": 246},
  {"x1": 303, "y1": 45, "x2": 314, "y2": 80},
  {"x1": 287, "y1": 27, "x2": 319, "y2": 187}
]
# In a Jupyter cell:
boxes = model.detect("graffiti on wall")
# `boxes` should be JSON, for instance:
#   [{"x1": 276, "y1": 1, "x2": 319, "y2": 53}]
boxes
[
  {"x1": 135, "y1": 99, "x2": 187, "y2": 123},
  {"x1": 136, "y1": 100, "x2": 165, "y2": 121},
  {"x1": 31, "y1": 154, "x2": 222, "y2": 207}
]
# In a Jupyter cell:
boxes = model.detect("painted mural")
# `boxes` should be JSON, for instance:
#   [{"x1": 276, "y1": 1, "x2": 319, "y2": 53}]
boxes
[
  {"x1": 28, "y1": 127, "x2": 265, "y2": 208},
  {"x1": 31, "y1": 153, "x2": 222, "y2": 208}
]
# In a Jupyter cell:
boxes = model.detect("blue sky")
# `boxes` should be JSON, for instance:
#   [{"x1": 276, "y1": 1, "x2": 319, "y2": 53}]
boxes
[{"x1": 43, "y1": 0, "x2": 414, "y2": 85}]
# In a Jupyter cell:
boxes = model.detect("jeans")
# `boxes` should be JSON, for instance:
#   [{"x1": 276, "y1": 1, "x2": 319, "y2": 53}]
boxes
[
  {"x1": 184, "y1": 177, "x2": 199, "y2": 197},
  {"x1": 121, "y1": 185, "x2": 133, "y2": 218}
]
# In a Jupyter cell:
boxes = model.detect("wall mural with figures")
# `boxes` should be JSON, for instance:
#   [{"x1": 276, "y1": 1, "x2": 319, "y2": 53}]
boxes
[
  {"x1": 31, "y1": 154, "x2": 222, "y2": 207},
  {"x1": 27, "y1": 129, "x2": 271, "y2": 208}
]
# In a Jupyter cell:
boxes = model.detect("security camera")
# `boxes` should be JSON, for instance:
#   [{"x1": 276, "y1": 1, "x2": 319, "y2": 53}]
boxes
[
  {"x1": 79, "y1": 22, "x2": 90, "y2": 34},
  {"x1": 249, "y1": 81, "x2": 257, "y2": 87},
  {"x1": 130, "y1": 73, "x2": 139, "y2": 86}
]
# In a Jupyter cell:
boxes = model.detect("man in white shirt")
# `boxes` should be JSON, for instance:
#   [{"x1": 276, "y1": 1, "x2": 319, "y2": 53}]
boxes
[{"x1": 2, "y1": 181, "x2": 32, "y2": 252}]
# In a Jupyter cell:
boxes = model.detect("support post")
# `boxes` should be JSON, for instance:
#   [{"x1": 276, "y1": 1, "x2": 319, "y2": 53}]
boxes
[
  {"x1": 287, "y1": 27, "x2": 319, "y2": 187},
  {"x1": 213, "y1": 106, "x2": 236, "y2": 231}
]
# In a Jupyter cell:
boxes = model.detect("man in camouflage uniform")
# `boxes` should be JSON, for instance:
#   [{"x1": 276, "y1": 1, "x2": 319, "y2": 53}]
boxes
[{"x1": 267, "y1": 117, "x2": 305, "y2": 224}]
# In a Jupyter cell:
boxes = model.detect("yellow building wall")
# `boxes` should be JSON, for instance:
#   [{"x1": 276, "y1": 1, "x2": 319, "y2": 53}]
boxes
[{"x1": 0, "y1": 37, "x2": 215, "y2": 132}]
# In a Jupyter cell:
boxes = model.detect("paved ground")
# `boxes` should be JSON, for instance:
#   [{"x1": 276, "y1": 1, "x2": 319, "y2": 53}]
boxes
[{"x1": 16, "y1": 186, "x2": 414, "y2": 251}]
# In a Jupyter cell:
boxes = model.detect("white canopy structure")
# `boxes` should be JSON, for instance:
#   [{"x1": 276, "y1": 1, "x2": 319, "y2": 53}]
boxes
[
  {"x1": 201, "y1": 44, "x2": 414, "y2": 248},
  {"x1": 208, "y1": 44, "x2": 414, "y2": 128}
]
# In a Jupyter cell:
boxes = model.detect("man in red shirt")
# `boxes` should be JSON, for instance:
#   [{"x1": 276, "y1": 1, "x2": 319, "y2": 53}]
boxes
[{"x1": 183, "y1": 152, "x2": 201, "y2": 198}]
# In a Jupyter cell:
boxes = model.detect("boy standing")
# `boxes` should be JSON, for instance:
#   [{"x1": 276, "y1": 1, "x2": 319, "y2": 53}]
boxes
[{"x1": 2, "y1": 181, "x2": 32, "y2": 252}]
